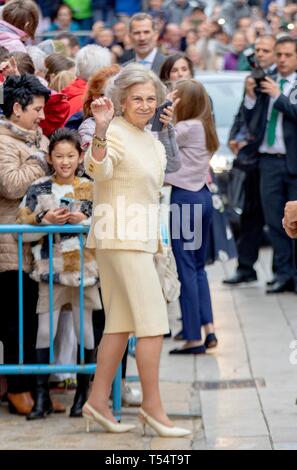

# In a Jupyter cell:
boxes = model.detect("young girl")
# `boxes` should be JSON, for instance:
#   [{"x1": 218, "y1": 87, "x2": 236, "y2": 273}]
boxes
[
  {"x1": 165, "y1": 79, "x2": 219, "y2": 354},
  {"x1": 17, "y1": 128, "x2": 101, "y2": 419},
  {"x1": 0, "y1": 0, "x2": 39, "y2": 53}
]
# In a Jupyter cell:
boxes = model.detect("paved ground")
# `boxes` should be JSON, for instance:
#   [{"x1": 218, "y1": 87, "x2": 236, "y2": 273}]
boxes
[{"x1": 1, "y1": 247, "x2": 297, "y2": 450}]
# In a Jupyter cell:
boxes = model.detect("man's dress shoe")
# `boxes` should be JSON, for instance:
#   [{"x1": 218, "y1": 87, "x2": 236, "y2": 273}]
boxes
[
  {"x1": 266, "y1": 279, "x2": 294, "y2": 294},
  {"x1": 266, "y1": 277, "x2": 277, "y2": 287},
  {"x1": 223, "y1": 272, "x2": 257, "y2": 285}
]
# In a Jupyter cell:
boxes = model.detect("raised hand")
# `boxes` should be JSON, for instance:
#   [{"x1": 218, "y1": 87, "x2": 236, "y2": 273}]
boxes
[
  {"x1": 91, "y1": 97, "x2": 114, "y2": 133},
  {"x1": 0, "y1": 56, "x2": 20, "y2": 78}
]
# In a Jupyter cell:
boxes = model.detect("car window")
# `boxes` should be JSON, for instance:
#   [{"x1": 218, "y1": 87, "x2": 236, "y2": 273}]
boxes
[{"x1": 200, "y1": 80, "x2": 244, "y2": 128}]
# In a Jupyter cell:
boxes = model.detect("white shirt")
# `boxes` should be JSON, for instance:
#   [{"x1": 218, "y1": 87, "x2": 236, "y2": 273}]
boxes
[
  {"x1": 136, "y1": 48, "x2": 158, "y2": 70},
  {"x1": 244, "y1": 72, "x2": 297, "y2": 154}
]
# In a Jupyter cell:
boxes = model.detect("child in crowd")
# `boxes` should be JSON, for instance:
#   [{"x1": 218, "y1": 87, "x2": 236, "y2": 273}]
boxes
[
  {"x1": 17, "y1": 128, "x2": 101, "y2": 420},
  {"x1": 0, "y1": 0, "x2": 39, "y2": 53}
]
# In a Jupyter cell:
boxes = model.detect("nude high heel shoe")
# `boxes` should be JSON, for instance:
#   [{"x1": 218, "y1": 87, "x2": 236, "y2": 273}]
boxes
[
  {"x1": 82, "y1": 402, "x2": 136, "y2": 433},
  {"x1": 139, "y1": 407, "x2": 191, "y2": 438}
]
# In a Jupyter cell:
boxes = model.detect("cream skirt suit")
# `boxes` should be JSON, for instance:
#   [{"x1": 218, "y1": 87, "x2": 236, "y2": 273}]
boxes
[{"x1": 84, "y1": 116, "x2": 169, "y2": 337}]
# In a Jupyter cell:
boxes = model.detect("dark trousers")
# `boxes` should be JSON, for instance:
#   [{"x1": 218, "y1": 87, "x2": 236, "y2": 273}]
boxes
[
  {"x1": 0, "y1": 271, "x2": 38, "y2": 393},
  {"x1": 259, "y1": 155, "x2": 297, "y2": 282},
  {"x1": 236, "y1": 168, "x2": 265, "y2": 276},
  {"x1": 170, "y1": 185, "x2": 214, "y2": 341}
]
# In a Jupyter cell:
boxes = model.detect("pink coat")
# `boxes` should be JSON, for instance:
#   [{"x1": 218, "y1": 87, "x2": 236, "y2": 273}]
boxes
[{"x1": 0, "y1": 20, "x2": 27, "y2": 53}]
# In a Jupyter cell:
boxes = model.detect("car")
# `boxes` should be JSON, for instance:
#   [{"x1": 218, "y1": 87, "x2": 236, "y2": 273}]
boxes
[{"x1": 195, "y1": 70, "x2": 249, "y2": 174}]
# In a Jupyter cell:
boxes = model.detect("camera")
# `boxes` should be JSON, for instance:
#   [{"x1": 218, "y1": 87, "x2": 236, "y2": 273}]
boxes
[{"x1": 244, "y1": 48, "x2": 267, "y2": 89}]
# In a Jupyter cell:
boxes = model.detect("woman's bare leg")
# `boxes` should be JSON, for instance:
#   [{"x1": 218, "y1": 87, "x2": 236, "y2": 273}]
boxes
[
  {"x1": 136, "y1": 335, "x2": 173, "y2": 427},
  {"x1": 86, "y1": 332, "x2": 129, "y2": 423}
]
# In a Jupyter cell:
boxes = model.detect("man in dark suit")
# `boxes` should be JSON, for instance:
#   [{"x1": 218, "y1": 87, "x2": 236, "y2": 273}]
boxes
[
  {"x1": 122, "y1": 13, "x2": 166, "y2": 76},
  {"x1": 241, "y1": 36, "x2": 297, "y2": 294},
  {"x1": 223, "y1": 35, "x2": 277, "y2": 286}
]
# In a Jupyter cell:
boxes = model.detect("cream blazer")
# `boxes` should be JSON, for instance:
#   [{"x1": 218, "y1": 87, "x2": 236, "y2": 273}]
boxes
[{"x1": 85, "y1": 116, "x2": 166, "y2": 253}]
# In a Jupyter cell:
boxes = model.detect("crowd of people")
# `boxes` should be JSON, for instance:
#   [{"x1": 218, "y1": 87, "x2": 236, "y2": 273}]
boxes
[
  {"x1": 0, "y1": 0, "x2": 297, "y2": 439},
  {"x1": 31, "y1": 1, "x2": 297, "y2": 70}
]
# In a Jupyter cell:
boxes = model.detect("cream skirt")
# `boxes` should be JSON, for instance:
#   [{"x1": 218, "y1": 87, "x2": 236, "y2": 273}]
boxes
[{"x1": 96, "y1": 250, "x2": 169, "y2": 337}]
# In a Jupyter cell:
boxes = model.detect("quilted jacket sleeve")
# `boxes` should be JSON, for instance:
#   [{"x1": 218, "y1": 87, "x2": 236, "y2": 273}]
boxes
[{"x1": 0, "y1": 142, "x2": 45, "y2": 200}]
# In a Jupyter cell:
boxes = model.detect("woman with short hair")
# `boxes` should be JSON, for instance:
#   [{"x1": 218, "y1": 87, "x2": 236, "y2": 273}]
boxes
[
  {"x1": 82, "y1": 64, "x2": 190, "y2": 437},
  {"x1": 0, "y1": 74, "x2": 51, "y2": 415}
]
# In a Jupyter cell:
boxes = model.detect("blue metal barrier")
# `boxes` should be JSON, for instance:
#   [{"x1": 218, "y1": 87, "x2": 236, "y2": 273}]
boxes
[{"x1": 0, "y1": 224, "x2": 122, "y2": 419}]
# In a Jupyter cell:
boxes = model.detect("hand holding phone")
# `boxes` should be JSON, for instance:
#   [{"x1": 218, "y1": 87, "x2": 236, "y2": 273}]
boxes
[
  {"x1": 43, "y1": 208, "x2": 70, "y2": 225},
  {"x1": 151, "y1": 100, "x2": 173, "y2": 132}
]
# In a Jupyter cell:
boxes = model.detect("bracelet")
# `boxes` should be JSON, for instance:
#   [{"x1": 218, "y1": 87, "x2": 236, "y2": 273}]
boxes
[
  {"x1": 35, "y1": 209, "x2": 49, "y2": 224},
  {"x1": 93, "y1": 135, "x2": 107, "y2": 148}
]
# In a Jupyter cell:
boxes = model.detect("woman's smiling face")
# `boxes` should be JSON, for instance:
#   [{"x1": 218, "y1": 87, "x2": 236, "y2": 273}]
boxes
[{"x1": 122, "y1": 81, "x2": 157, "y2": 130}]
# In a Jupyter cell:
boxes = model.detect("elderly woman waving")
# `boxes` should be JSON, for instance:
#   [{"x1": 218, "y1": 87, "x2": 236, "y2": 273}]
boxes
[{"x1": 83, "y1": 64, "x2": 190, "y2": 437}]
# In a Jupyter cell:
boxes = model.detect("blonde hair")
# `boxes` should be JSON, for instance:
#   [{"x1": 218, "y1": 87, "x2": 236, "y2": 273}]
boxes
[
  {"x1": 109, "y1": 63, "x2": 166, "y2": 115},
  {"x1": 44, "y1": 53, "x2": 75, "y2": 83},
  {"x1": 175, "y1": 79, "x2": 219, "y2": 154},
  {"x1": 49, "y1": 70, "x2": 76, "y2": 92}
]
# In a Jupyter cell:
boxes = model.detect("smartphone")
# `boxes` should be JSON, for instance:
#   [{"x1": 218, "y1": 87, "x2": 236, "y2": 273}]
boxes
[
  {"x1": 60, "y1": 197, "x2": 72, "y2": 210},
  {"x1": 60, "y1": 197, "x2": 81, "y2": 212},
  {"x1": 151, "y1": 100, "x2": 173, "y2": 132}
]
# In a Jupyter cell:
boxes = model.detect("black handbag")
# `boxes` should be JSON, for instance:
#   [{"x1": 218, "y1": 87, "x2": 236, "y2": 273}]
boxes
[{"x1": 226, "y1": 167, "x2": 246, "y2": 227}]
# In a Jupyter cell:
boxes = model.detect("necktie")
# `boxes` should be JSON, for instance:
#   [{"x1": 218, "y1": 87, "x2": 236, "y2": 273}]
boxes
[
  {"x1": 138, "y1": 59, "x2": 149, "y2": 65},
  {"x1": 267, "y1": 78, "x2": 288, "y2": 147}
]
